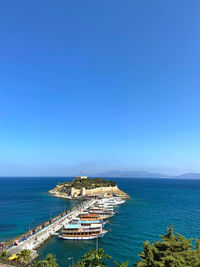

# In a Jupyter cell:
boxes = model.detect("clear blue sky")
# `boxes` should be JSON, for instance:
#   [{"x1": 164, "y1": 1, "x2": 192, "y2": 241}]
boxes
[{"x1": 0, "y1": 0, "x2": 200, "y2": 176}]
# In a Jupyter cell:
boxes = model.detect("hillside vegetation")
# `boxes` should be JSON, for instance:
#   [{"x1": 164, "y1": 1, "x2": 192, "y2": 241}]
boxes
[{"x1": 61, "y1": 177, "x2": 116, "y2": 189}]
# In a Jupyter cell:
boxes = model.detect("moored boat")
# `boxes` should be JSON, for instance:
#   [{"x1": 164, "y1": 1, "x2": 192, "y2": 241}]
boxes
[
  {"x1": 88, "y1": 210, "x2": 115, "y2": 219},
  {"x1": 97, "y1": 197, "x2": 125, "y2": 205},
  {"x1": 59, "y1": 223, "x2": 107, "y2": 240}
]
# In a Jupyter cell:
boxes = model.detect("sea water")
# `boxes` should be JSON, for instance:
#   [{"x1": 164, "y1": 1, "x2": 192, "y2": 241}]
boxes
[{"x1": 1, "y1": 177, "x2": 200, "y2": 266}]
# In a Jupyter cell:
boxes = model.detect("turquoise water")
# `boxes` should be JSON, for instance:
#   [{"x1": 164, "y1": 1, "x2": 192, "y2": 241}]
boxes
[{"x1": 1, "y1": 178, "x2": 200, "y2": 266}]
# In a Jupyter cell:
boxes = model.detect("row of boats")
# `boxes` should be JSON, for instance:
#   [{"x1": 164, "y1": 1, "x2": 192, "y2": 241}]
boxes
[{"x1": 58, "y1": 197, "x2": 125, "y2": 240}]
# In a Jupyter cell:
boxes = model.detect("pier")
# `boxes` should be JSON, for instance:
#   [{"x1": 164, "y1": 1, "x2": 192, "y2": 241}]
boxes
[{"x1": 5, "y1": 199, "x2": 97, "y2": 259}]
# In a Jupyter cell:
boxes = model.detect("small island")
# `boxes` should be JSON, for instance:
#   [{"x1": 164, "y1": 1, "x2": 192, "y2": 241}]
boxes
[{"x1": 49, "y1": 176, "x2": 129, "y2": 199}]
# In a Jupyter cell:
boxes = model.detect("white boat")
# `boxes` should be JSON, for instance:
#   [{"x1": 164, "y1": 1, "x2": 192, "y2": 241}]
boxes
[
  {"x1": 94, "y1": 202, "x2": 114, "y2": 209},
  {"x1": 59, "y1": 223, "x2": 107, "y2": 240},
  {"x1": 88, "y1": 210, "x2": 115, "y2": 218},
  {"x1": 70, "y1": 218, "x2": 104, "y2": 225},
  {"x1": 98, "y1": 197, "x2": 125, "y2": 205},
  {"x1": 90, "y1": 205, "x2": 114, "y2": 212},
  {"x1": 59, "y1": 230, "x2": 107, "y2": 240},
  {"x1": 79, "y1": 213, "x2": 108, "y2": 222}
]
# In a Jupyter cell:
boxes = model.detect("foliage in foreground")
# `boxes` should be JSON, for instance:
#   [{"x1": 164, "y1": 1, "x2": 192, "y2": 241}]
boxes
[
  {"x1": 27, "y1": 225, "x2": 200, "y2": 266},
  {"x1": 0, "y1": 250, "x2": 9, "y2": 259},
  {"x1": 114, "y1": 260, "x2": 129, "y2": 267},
  {"x1": 29, "y1": 254, "x2": 58, "y2": 267},
  {"x1": 72, "y1": 225, "x2": 200, "y2": 267},
  {"x1": 136, "y1": 225, "x2": 200, "y2": 267},
  {"x1": 73, "y1": 249, "x2": 111, "y2": 267},
  {"x1": 73, "y1": 248, "x2": 128, "y2": 267},
  {"x1": 18, "y1": 249, "x2": 31, "y2": 263}
]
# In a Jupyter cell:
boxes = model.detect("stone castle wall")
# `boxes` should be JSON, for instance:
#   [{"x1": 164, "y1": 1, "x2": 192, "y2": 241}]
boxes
[
  {"x1": 70, "y1": 185, "x2": 119, "y2": 197},
  {"x1": 49, "y1": 184, "x2": 129, "y2": 199}
]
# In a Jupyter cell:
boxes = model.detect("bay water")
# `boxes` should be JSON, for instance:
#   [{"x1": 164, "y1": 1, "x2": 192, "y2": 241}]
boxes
[{"x1": 1, "y1": 177, "x2": 200, "y2": 266}]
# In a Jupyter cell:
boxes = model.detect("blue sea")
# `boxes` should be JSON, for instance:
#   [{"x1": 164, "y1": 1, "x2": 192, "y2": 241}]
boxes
[{"x1": 1, "y1": 177, "x2": 200, "y2": 266}]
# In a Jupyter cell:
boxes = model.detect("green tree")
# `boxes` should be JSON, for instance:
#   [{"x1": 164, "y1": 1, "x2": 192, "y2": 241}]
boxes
[
  {"x1": 114, "y1": 260, "x2": 129, "y2": 267},
  {"x1": 30, "y1": 260, "x2": 43, "y2": 267},
  {"x1": 74, "y1": 249, "x2": 111, "y2": 267},
  {"x1": 0, "y1": 251, "x2": 9, "y2": 259},
  {"x1": 44, "y1": 254, "x2": 59, "y2": 267},
  {"x1": 18, "y1": 249, "x2": 31, "y2": 263},
  {"x1": 29, "y1": 254, "x2": 58, "y2": 267},
  {"x1": 136, "y1": 225, "x2": 200, "y2": 267}
]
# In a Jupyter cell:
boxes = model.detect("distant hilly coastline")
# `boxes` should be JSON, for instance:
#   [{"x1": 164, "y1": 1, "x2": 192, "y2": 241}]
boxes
[
  {"x1": 176, "y1": 173, "x2": 200, "y2": 179},
  {"x1": 91, "y1": 170, "x2": 200, "y2": 179}
]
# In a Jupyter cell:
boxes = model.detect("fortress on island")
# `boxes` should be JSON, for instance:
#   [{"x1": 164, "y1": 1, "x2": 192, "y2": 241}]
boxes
[{"x1": 49, "y1": 176, "x2": 129, "y2": 199}]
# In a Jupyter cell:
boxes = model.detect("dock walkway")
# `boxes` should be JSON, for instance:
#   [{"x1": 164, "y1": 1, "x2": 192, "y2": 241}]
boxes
[{"x1": 6, "y1": 199, "x2": 96, "y2": 257}]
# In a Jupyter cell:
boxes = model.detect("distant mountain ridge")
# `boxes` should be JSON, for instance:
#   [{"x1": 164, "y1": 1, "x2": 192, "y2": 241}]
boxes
[
  {"x1": 91, "y1": 170, "x2": 200, "y2": 179},
  {"x1": 176, "y1": 173, "x2": 200, "y2": 179}
]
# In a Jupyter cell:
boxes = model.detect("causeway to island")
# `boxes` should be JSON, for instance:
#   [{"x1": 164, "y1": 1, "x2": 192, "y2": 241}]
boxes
[{"x1": 1, "y1": 176, "x2": 129, "y2": 265}]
